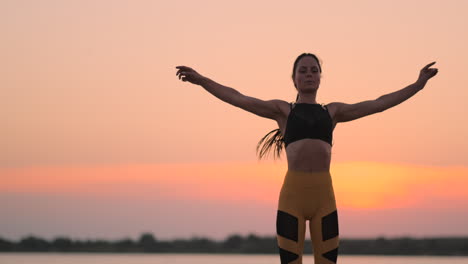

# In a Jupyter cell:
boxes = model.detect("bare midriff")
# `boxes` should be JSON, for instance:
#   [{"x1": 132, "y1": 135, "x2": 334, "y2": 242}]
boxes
[{"x1": 285, "y1": 139, "x2": 331, "y2": 173}]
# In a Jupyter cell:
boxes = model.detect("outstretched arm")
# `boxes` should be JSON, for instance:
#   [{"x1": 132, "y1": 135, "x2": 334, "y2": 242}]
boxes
[
  {"x1": 175, "y1": 66, "x2": 283, "y2": 120},
  {"x1": 331, "y1": 62, "x2": 439, "y2": 123}
]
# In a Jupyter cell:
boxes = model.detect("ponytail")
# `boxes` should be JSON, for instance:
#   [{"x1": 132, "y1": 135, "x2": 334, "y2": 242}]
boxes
[{"x1": 256, "y1": 128, "x2": 284, "y2": 160}]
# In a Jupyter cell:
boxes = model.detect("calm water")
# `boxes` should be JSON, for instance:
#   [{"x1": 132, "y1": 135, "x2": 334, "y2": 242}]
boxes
[{"x1": 1, "y1": 253, "x2": 468, "y2": 264}]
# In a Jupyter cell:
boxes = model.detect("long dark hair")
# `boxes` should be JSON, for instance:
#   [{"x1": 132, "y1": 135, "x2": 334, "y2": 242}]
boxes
[{"x1": 256, "y1": 53, "x2": 322, "y2": 160}]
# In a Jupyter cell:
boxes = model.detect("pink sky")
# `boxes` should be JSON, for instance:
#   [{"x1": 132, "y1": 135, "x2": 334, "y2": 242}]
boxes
[{"x1": 1, "y1": 0, "x2": 468, "y2": 240}]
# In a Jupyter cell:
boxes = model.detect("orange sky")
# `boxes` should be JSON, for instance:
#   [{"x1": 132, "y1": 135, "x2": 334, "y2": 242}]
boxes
[
  {"x1": 1, "y1": 161, "x2": 467, "y2": 240},
  {"x1": 2, "y1": 162, "x2": 468, "y2": 210},
  {"x1": 1, "y1": 0, "x2": 468, "y2": 240}
]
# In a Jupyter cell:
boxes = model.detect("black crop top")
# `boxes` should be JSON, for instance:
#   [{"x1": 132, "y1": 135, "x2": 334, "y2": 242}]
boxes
[{"x1": 283, "y1": 103, "x2": 333, "y2": 147}]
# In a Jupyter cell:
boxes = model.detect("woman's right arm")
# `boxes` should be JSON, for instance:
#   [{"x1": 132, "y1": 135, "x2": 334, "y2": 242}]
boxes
[{"x1": 176, "y1": 65, "x2": 284, "y2": 120}]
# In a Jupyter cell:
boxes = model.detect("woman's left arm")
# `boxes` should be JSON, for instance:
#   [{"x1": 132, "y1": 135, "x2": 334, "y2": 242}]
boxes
[{"x1": 330, "y1": 62, "x2": 439, "y2": 123}]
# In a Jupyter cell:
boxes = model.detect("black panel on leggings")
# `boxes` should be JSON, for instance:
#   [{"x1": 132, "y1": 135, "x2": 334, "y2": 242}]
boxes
[
  {"x1": 322, "y1": 247, "x2": 338, "y2": 263},
  {"x1": 322, "y1": 210, "x2": 339, "y2": 241},
  {"x1": 278, "y1": 246, "x2": 299, "y2": 264},
  {"x1": 276, "y1": 210, "x2": 298, "y2": 242}
]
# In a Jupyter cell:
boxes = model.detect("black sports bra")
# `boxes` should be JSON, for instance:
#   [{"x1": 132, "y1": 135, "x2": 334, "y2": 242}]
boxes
[{"x1": 283, "y1": 102, "x2": 333, "y2": 147}]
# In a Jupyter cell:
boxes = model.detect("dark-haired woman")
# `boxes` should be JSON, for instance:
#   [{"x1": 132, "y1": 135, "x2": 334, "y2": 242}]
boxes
[{"x1": 175, "y1": 54, "x2": 438, "y2": 264}]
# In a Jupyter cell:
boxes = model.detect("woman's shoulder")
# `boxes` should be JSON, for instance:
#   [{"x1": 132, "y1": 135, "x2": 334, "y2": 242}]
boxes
[
  {"x1": 266, "y1": 99, "x2": 292, "y2": 122},
  {"x1": 323, "y1": 102, "x2": 344, "y2": 126},
  {"x1": 275, "y1": 100, "x2": 294, "y2": 114}
]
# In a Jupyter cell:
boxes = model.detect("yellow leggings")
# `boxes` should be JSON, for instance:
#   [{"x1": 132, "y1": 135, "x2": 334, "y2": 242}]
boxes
[{"x1": 276, "y1": 170, "x2": 339, "y2": 264}]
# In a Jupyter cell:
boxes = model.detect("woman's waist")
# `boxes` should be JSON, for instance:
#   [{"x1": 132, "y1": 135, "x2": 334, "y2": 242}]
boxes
[
  {"x1": 281, "y1": 169, "x2": 333, "y2": 188},
  {"x1": 287, "y1": 157, "x2": 331, "y2": 174}
]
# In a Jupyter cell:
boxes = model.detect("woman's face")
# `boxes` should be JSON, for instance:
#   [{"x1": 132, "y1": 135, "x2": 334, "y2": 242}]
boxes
[{"x1": 294, "y1": 56, "x2": 321, "y2": 92}]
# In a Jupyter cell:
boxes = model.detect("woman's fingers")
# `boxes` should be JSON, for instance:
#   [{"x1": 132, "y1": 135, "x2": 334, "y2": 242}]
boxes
[
  {"x1": 181, "y1": 72, "x2": 193, "y2": 82},
  {"x1": 177, "y1": 71, "x2": 191, "y2": 81},
  {"x1": 423, "y1": 61, "x2": 436, "y2": 70},
  {"x1": 175, "y1": 66, "x2": 193, "y2": 72},
  {"x1": 175, "y1": 66, "x2": 195, "y2": 80},
  {"x1": 179, "y1": 72, "x2": 188, "y2": 80},
  {"x1": 176, "y1": 65, "x2": 199, "y2": 83},
  {"x1": 418, "y1": 62, "x2": 439, "y2": 81},
  {"x1": 175, "y1": 65, "x2": 201, "y2": 84},
  {"x1": 176, "y1": 67, "x2": 188, "y2": 76},
  {"x1": 176, "y1": 69, "x2": 186, "y2": 77}
]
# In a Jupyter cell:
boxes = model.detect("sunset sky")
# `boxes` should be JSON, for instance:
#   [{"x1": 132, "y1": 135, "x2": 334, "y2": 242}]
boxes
[{"x1": 1, "y1": 0, "x2": 468, "y2": 241}]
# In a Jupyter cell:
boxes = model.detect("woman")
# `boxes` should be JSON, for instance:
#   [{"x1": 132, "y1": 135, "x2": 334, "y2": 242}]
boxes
[{"x1": 175, "y1": 53, "x2": 438, "y2": 264}]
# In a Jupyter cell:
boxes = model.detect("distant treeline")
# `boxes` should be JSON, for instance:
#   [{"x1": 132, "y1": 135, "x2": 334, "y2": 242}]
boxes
[{"x1": 1, "y1": 233, "x2": 467, "y2": 255}]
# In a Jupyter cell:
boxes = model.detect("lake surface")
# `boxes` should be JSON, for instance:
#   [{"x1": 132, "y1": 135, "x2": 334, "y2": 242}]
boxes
[{"x1": 1, "y1": 253, "x2": 468, "y2": 264}]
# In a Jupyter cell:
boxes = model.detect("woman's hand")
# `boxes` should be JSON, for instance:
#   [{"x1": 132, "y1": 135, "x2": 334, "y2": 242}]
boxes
[
  {"x1": 175, "y1": 66, "x2": 205, "y2": 85},
  {"x1": 417, "y1": 62, "x2": 439, "y2": 83}
]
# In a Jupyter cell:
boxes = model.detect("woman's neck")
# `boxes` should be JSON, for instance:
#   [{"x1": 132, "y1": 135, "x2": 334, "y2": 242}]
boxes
[{"x1": 296, "y1": 93, "x2": 318, "y2": 104}]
